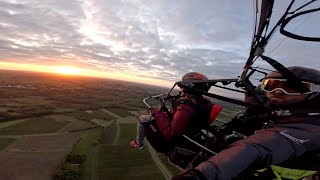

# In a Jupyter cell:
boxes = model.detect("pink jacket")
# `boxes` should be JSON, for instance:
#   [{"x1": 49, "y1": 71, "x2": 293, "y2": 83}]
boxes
[{"x1": 151, "y1": 97, "x2": 213, "y2": 141}]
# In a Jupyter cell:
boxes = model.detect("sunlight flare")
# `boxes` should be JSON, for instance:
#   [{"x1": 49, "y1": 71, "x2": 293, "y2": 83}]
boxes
[
  {"x1": 0, "y1": 62, "x2": 173, "y2": 87},
  {"x1": 53, "y1": 66, "x2": 81, "y2": 75}
]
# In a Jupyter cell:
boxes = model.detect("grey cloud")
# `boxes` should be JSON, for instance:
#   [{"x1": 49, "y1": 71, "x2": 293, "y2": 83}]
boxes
[{"x1": 0, "y1": 0, "x2": 319, "y2": 86}]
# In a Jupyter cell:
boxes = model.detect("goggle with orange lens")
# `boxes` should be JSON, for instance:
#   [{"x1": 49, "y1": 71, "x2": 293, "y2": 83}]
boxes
[{"x1": 261, "y1": 78, "x2": 320, "y2": 95}]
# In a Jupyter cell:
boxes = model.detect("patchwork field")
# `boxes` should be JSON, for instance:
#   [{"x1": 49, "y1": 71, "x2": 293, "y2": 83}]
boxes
[
  {"x1": 0, "y1": 151, "x2": 67, "y2": 180},
  {"x1": 5, "y1": 132, "x2": 85, "y2": 151},
  {"x1": 0, "y1": 119, "x2": 27, "y2": 129},
  {"x1": 0, "y1": 132, "x2": 85, "y2": 180},
  {"x1": 95, "y1": 123, "x2": 168, "y2": 180},
  {"x1": 0, "y1": 138, "x2": 17, "y2": 150},
  {"x1": 58, "y1": 120, "x2": 98, "y2": 132},
  {"x1": 97, "y1": 145, "x2": 164, "y2": 180},
  {"x1": 0, "y1": 70, "x2": 243, "y2": 180},
  {"x1": 0, "y1": 117, "x2": 70, "y2": 135},
  {"x1": 105, "y1": 107, "x2": 134, "y2": 117},
  {"x1": 73, "y1": 109, "x2": 117, "y2": 121}
]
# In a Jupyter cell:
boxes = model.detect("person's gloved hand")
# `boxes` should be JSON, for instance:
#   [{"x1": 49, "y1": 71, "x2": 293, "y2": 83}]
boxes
[{"x1": 171, "y1": 169, "x2": 206, "y2": 180}]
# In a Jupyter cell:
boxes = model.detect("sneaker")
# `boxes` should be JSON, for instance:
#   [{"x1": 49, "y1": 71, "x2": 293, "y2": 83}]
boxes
[{"x1": 129, "y1": 140, "x2": 145, "y2": 149}]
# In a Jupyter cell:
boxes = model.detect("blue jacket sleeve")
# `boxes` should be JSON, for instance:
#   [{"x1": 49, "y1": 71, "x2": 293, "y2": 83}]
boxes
[{"x1": 195, "y1": 124, "x2": 320, "y2": 180}]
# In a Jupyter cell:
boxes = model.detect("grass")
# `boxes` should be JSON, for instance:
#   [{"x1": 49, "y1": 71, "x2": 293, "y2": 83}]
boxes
[
  {"x1": 84, "y1": 146, "x2": 99, "y2": 180},
  {"x1": 70, "y1": 128, "x2": 102, "y2": 180},
  {"x1": 127, "y1": 110, "x2": 141, "y2": 117},
  {"x1": 45, "y1": 114, "x2": 78, "y2": 122},
  {"x1": 77, "y1": 121, "x2": 119, "y2": 180},
  {"x1": 0, "y1": 119, "x2": 27, "y2": 129},
  {"x1": 52, "y1": 107, "x2": 75, "y2": 113},
  {"x1": 13, "y1": 96, "x2": 52, "y2": 105},
  {"x1": 216, "y1": 111, "x2": 233, "y2": 121},
  {"x1": 96, "y1": 145, "x2": 165, "y2": 180},
  {"x1": 59, "y1": 120, "x2": 98, "y2": 132},
  {"x1": 72, "y1": 128, "x2": 102, "y2": 155},
  {"x1": 73, "y1": 110, "x2": 116, "y2": 121},
  {"x1": 93, "y1": 123, "x2": 165, "y2": 180},
  {"x1": 105, "y1": 107, "x2": 133, "y2": 117},
  {"x1": 0, "y1": 117, "x2": 70, "y2": 135},
  {"x1": 0, "y1": 138, "x2": 17, "y2": 150},
  {"x1": 100, "y1": 121, "x2": 118, "y2": 144},
  {"x1": 116, "y1": 123, "x2": 136, "y2": 145}
]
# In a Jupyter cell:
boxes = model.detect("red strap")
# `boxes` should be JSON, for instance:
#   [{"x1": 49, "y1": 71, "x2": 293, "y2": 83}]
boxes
[{"x1": 209, "y1": 104, "x2": 222, "y2": 124}]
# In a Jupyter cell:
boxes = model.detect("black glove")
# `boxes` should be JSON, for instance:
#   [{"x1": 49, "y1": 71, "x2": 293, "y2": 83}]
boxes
[{"x1": 171, "y1": 169, "x2": 206, "y2": 180}]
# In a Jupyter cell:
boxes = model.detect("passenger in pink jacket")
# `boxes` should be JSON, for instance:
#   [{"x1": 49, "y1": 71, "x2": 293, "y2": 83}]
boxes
[{"x1": 130, "y1": 72, "x2": 213, "y2": 150}]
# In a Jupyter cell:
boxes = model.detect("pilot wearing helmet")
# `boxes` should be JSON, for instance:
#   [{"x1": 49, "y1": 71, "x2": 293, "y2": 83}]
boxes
[
  {"x1": 130, "y1": 72, "x2": 214, "y2": 153},
  {"x1": 173, "y1": 66, "x2": 320, "y2": 180}
]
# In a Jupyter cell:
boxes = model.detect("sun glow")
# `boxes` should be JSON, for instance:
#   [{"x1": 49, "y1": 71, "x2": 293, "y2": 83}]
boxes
[
  {"x1": 0, "y1": 62, "x2": 173, "y2": 88},
  {"x1": 53, "y1": 66, "x2": 81, "y2": 75}
]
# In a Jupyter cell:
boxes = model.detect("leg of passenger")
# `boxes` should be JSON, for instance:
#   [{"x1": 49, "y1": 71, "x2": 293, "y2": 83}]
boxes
[{"x1": 136, "y1": 115, "x2": 154, "y2": 144}]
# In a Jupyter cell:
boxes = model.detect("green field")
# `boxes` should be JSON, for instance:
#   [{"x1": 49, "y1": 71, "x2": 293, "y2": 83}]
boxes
[
  {"x1": 13, "y1": 96, "x2": 52, "y2": 105},
  {"x1": 0, "y1": 117, "x2": 69, "y2": 135},
  {"x1": 72, "y1": 128, "x2": 103, "y2": 155},
  {"x1": 93, "y1": 123, "x2": 166, "y2": 180},
  {"x1": 97, "y1": 145, "x2": 164, "y2": 180},
  {"x1": 100, "y1": 121, "x2": 118, "y2": 144},
  {"x1": 61, "y1": 128, "x2": 103, "y2": 180},
  {"x1": 116, "y1": 123, "x2": 136, "y2": 145},
  {"x1": 0, "y1": 119, "x2": 27, "y2": 129},
  {"x1": 59, "y1": 120, "x2": 98, "y2": 132},
  {"x1": 0, "y1": 138, "x2": 17, "y2": 150},
  {"x1": 105, "y1": 107, "x2": 133, "y2": 117},
  {"x1": 73, "y1": 110, "x2": 117, "y2": 121},
  {"x1": 216, "y1": 111, "x2": 233, "y2": 121}
]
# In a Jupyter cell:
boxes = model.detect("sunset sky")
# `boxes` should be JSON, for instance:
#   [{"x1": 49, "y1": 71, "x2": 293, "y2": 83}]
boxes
[{"x1": 0, "y1": 0, "x2": 319, "y2": 87}]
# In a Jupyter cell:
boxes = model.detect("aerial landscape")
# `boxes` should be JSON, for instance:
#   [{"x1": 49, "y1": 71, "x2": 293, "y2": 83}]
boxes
[
  {"x1": 0, "y1": 69, "x2": 241, "y2": 180},
  {"x1": 0, "y1": 69, "x2": 171, "y2": 180},
  {"x1": 1, "y1": 0, "x2": 319, "y2": 180}
]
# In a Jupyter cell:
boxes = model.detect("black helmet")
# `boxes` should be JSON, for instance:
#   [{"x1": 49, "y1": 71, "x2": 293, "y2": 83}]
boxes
[
  {"x1": 266, "y1": 66, "x2": 320, "y2": 84},
  {"x1": 181, "y1": 72, "x2": 210, "y2": 93}
]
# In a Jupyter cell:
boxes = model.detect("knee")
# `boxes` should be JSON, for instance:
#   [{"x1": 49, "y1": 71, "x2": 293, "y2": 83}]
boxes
[
  {"x1": 138, "y1": 115, "x2": 144, "y2": 122},
  {"x1": 138, "y1": 115, "x2": 152, "y2": 122}
]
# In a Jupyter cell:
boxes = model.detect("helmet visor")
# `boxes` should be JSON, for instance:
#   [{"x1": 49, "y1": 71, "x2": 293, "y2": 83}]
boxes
[{"x1": 261, "y1": 78, "x2": 317, "y2": 95}]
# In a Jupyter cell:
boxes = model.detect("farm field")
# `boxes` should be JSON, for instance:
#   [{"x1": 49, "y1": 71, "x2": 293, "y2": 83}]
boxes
[
  {"x1": 0, "y1": 70, "x2": 243, "y2": 180},
  {"x1": 0, "y1": 70, "x2": 174, "y2": 180},
  {"x1": 97, "y1": 145, "x2": 164, "y2": 180},
  {"x1": 0, "y1": 151, "x2": 67, "y2": 180},
  {"x1": 0, "y1": 131, "x2": 85, "y2": 180},
  {"x1": 0, "y1": 117, "x2": 70, "y2": 135},
  {"x1": 0, "y1": 138, "x2": 17, "y2": 150}
]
